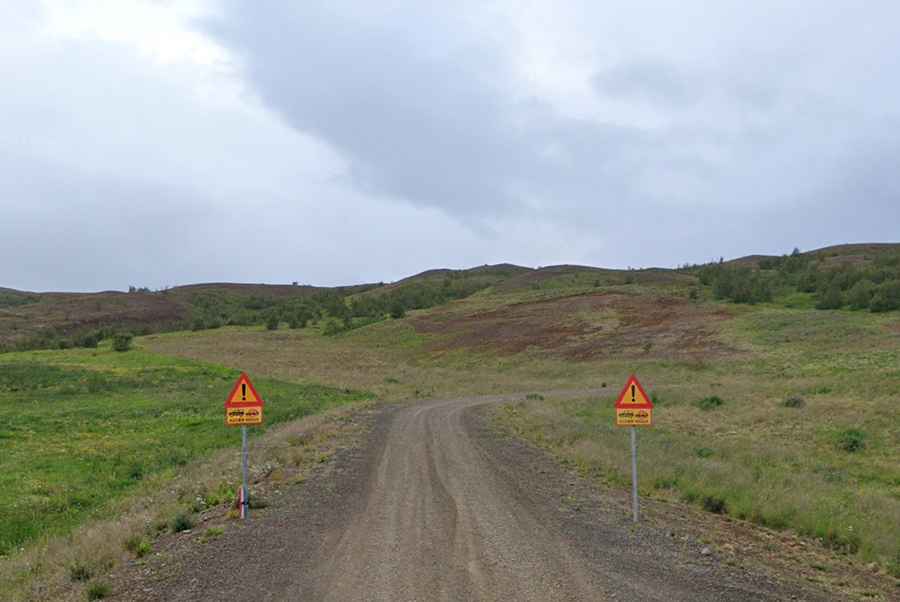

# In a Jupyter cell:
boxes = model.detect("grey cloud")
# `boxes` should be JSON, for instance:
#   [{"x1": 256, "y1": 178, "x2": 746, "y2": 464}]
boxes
[
  {"x1": 593, "y1": 60, "x2": 701, "y2": 108},
  {"x1": 3, "y1": 1, "x2": 900, "y2": 292},
  {"x1": 207, "y1": 1, "x2": 900, "y2": 269}
]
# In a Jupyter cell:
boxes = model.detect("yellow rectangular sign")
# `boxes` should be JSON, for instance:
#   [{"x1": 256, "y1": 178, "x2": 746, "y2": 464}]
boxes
[
  {"x1": 616, "y1": 408, "x2": 652, "y2": 427},
  {"x1": 226, "y1": 406, "x2": 263, "y2": 426}
]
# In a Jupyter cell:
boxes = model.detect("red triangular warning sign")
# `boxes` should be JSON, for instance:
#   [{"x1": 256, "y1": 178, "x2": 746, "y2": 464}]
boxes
[
  {"x1": 225, "y1": 373, "x2": 264, "y2": 406},
  {"x1": 614, "y1": 375, "x2": 654, "y2": 409}
]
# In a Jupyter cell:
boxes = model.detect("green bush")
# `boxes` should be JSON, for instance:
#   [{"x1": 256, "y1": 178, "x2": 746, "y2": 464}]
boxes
[
  {"x1": 124, "y1": 535, "x2": 151, "y2": 558},
  {"x1": 390, "y1": 302, "x2": 406, "y2": 319},
  {"x1": 265, "y1": 315, "x2": 280, "y2": 330},
  {"x1": 782, "y1": 395, "x2": 805, "y2": 408},
  {"x1": 870, "y1": 280, "x2": 900, "y2": 312},
  {"x1": 846, "y1": 280, "x2": 875, "y2": 310},
  {"x1": 836, "y1": 428, "x2": 866, "y2": 453},
  {"x1": 86, "y1": 581, "x2": 111, "y2": 600},
  {"x1": 702, "y1": 495, "x2": 727, "y2": 514},
  {"x1": 112, "y1": 333, "x2": 133, "y2": 352},
  {"x1": 76, "y1": 332, "x2": 100, "y2": 348},
  {"x1": 169, "y1": 512, "x2": 194, "y2": 533},
  {"x1": 696, "y1": 395, "x2": 724, "y2": 411},
  {"x1": 888, "y1": 549, "x2": 900, "y2": 578},
  {"x1": 69, "y1": 561, "x2": 92, "y2": 582},
  {"x1": 815, "y1": 284, "x2": 844, "y2": 310},
  {"x1": 322, "y1": 319, "x2": 344, "y2": 336}
]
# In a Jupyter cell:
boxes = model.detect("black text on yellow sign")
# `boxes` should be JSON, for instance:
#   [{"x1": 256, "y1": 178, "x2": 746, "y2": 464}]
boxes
[
  {"x1": 615, "y1": 408, "x2": 652, "y2": 427},
  {"x1": 226, "y1": 406, "x2": 263, "y2": 426}
]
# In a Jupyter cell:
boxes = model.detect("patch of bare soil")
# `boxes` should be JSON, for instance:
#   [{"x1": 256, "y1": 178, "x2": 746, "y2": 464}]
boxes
[
  {"x1": 0, "y1": 292, "x2": 188, "y2": 347},
  {"x1": 412, "y1": 292, "x2": 736, "y2": 360}
]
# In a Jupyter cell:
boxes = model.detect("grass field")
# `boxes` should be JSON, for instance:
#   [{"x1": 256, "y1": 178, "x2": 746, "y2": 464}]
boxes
[
  {"x1": 143, "y1": 285, "x2": 900, "y2": 575},
  {"x1": 0, "y1": 342, "x2": 369, "y2": 556},
  {"x1": 493, "y1": 304, "x2": 900, "y2": 571}
]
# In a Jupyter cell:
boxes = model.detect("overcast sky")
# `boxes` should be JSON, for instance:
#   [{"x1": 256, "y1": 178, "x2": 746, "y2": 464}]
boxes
[{"x1": 2, "y1": 1, "x2": 899, "y2": 292}]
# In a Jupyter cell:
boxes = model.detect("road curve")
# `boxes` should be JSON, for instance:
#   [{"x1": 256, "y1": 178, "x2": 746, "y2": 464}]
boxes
[{"x1": 123, "y1": 394, "x2": 825, "y2": 601}]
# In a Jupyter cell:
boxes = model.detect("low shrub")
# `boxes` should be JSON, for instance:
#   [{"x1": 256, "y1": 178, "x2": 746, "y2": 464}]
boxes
[
  {"x1": 68, "y1": 561, "x2": 92, "y2": 582},
  {"x1": 820, "y1": 526, "x2": 861, "y2": 555},
  {"x1": 76, "y1": 332, "x2": 100, "y2": 348},
  {"x1": 112, "y1": 333, "x2": 133, "y2": 352},
  {"x1": 782, "y1": 395, "x2": 805, "y2": 408},
  {"x1": 694, "y1": 447, "x2": 714, "y2": 458},
  {"x1": 86, "y1": 582, "x2": 111, "y2": 600},
  {"x1": 390, "y1": 304, "x2": 406, "y2": 319},
  {"x1": 169, "y1": 512, "x2": 194, "y2": 533},
  {"x1": 653, "y1": 476, "x2": 678, "y2": 490},
  {"x1": 322, "y1": 319, "x2": 344, "y2": 336},
  {"x1": 696, "y1": 395, "x2": 724, "y2": 411},
  {"x1": 124, "y1": 535, "x2": 151, "y2": 558},
  {"x1": 836, "y1": 428, "x2": 866, "y2": 453},
  {"x1": 888, "y1": 549, "x2": 900, "y2": 579},
  {"x1": 702, "y1": 495, "x2": 728, "y2": 514}
]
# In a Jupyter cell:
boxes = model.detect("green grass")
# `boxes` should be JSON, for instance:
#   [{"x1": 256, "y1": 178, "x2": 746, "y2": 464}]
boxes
[
  {"x1": 138, "y1": 287, "x2": 900, "y2": 571},
  {"x1": 0, "y1": 342, "x2": 370, "y2": 555},
  {"x1": 492, "y1": 304, "x2": 900, "y2": 568}
]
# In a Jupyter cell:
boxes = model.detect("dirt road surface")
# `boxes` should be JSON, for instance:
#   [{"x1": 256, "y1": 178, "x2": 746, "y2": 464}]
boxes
[{"x1": 117, "y1": 394, "x2": 828, "y2": 601}]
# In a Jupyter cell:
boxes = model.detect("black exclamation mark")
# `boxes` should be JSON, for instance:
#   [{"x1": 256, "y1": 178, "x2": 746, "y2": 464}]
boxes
[
  {"x1": 631, "y1": 384, "x2": 636, "y2": 403},
  {"x1": 242, "y1": 383, "x2": 247, "y2": 401}
]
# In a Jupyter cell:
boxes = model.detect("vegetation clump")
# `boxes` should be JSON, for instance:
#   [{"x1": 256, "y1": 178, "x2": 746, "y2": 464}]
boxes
[
  {"x1": 835, "y1": 428, "x2": 866, "y2": 453},
  {"x1": 112, "y1": 332, "x2": 133, "y2": 352},
  {"x1": 692, "y1": 248, "x2": 900, "y2": 312},
  {"x1": 695, "y1": 395, "x2": 724, "y2": 411},
  {"x1": 782, "y1": 395, "x2": 805, "y2": 408},
  {"x1": 702, "y1": 495, "x2": 727, "y2": 514},
  {"x1": 124, "y1": 535, "x2": 151, "y2": 558},
  {"x1": 68, "y1": 561, "x2": 92, "y2": 582},
  {"x1": 86, "y1": 581, "x2": 111, "y2": 600},
  {"x1": 169, "y1": 511, "x2": 194, "y2": 533}
]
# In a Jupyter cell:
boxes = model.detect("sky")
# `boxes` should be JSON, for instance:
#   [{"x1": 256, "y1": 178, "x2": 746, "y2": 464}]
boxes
[{"x1": 2, "y1": 1, "x2": 899, "y2": 292}]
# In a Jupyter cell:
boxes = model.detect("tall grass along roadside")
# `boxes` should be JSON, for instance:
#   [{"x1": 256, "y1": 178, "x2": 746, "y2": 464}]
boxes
[{"x1": 0, "y1": 343, "x2": 370, "y2": 557}]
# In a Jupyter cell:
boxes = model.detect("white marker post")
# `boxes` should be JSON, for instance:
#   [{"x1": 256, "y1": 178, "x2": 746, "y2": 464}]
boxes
[{"x1": 630, "y1": 427, "x2": 639, "y2": 523}]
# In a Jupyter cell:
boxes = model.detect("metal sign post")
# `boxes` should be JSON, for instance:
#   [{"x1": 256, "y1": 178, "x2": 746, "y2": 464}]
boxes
[
  {"x1": 630, "y1": 427, "x2": 639, "y2": 523},
  {"x1": 241, "y1": 425, "x2": 249, "y2": 519},
  {"x1": 225, "y1": 372, "x2": 265, "y2": 521},
  {"x1": 613, "y1": 374, "x2": 654, "y2": 524}
]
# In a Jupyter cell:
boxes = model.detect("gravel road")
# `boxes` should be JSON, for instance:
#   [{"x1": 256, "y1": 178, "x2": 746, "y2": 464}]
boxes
[{"x1": 118, "y1": 393, "x2": 828, "y2": 601}]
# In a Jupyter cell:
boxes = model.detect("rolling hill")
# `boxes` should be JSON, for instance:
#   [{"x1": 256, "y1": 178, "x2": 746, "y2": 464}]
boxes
[{"x1": 2, "y1": 242, "x2": 898, "y2": 351}]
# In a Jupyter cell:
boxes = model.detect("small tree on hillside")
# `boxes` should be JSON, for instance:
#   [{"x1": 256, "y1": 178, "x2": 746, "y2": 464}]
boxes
[
  {"x1": 113, "y1": 332, "x2": 133, "y2": 352},
  {"x1": 816, "y1": 284, "x2": 844, "y2": 310},
  {"x1": 847, "y1": 280, "x2": 875, "y2": 310},
  {"x1": 870, "y1": 280, "x2": 900, "y2": 312},
  {"x1": 390, "y1": 302, "x2": 406, "y2": 319}
]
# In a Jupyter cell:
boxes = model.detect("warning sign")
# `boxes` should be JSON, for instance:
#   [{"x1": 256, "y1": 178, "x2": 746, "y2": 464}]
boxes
[
  {"x1": 614, "y1": 375, "x2": 653, "y2": 427},
  {"x1": 225, "y1": 373, "x2": 264, "y2": 426}
]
